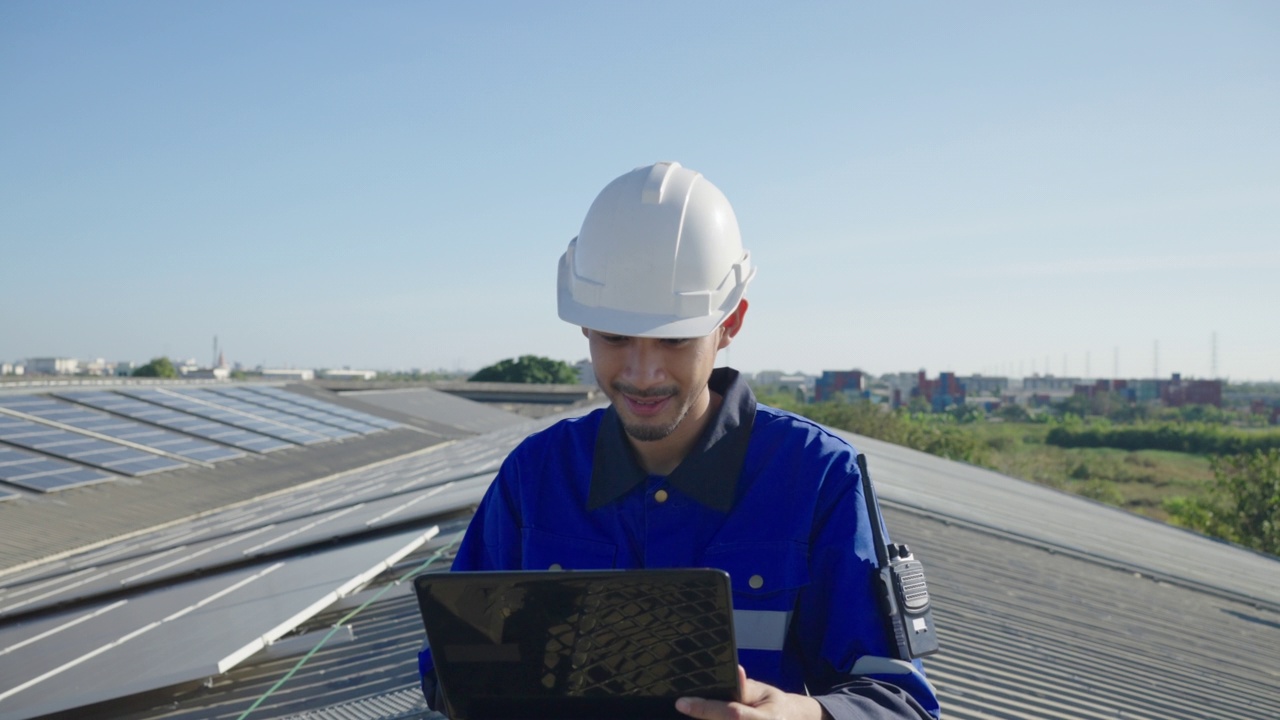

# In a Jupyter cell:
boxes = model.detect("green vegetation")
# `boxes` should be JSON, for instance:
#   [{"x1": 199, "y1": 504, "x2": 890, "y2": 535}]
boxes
[
  {"x1": 758, "y1": 392, "x2": 990, "y2": 465},
  {"x1": 756, "y1": 390, "x2": 1277, "y2": 556},
  {"x1": 132, "y1": 356, "x2": 177, "y2": 378},
  {"x1": 1047, "y1": 422, "x2": 1280, "y2": 455},
  {"x1": 375, "y1": 369, "x2": 467, "y2": 382},
  {"x1": 469, "y1": 355, "x2": 579, "y2": 384},
  {"x1": 1165, "y1": 450, "x2": 1280, "y2": 556}
]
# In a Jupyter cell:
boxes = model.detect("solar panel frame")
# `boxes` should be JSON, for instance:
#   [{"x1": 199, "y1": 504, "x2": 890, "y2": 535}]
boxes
[
  {"x1": 0, "y1": 445, "x2": 117, "y2": 492},
  {"x1": 55, "y1": 391, "x2": 292, "y2": 454},
  {"x1": 250, "y1": 386, "x2": 401, "y2": 429},
  {"x1": 120, "y1": 389, "x2": 329, "y2": 446},
  {"x1": 0, "y1": 416, "x2": 187, "y2": 477},
  {"x1": 207, "y1": 387, "x2": 380, "y2": 434},
  {"x1": 0, "y1": 396, "x2": 245, "y2": 464}
]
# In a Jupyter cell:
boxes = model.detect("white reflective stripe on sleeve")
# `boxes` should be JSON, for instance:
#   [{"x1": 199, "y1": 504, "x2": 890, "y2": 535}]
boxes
[
  {"x1": 733, "y1": 610, "x2": 792, "y2": 651},
  {"x1": 850, "y1": 655, "x2": 938, "y2": 694},
  {"x1": 849, "y1": 656, "x2": 917, "y2": 675}
]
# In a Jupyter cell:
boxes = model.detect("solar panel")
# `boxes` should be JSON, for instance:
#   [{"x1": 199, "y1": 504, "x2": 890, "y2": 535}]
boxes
[
  {"x1": 56, "y1": 391, "x2": 292, "y2": 454},
  {"x1": 250, "y1": 386, "x2": 401, "y2": 429},
  {"x1": 0, "y1": 527, "x2": 436, "y2": 720},
  {"x1": 0, "y1": 415, "x2": 187, "y2": 477},
  {"x1": 170, "y1": 388, "x2": 357, "y2": 441},
  {"x1": 119, "y1": 389, "x2": 329, "y2": 446},
  {"x1": 207, "y1": 387, "x2": 381, "y2": 434},
  {"x1": 0, "y1": 446, "x2": 116, "y2": 492},
  {"x1": 0, "y1": 396, "x2": 245, "y2": 464}
]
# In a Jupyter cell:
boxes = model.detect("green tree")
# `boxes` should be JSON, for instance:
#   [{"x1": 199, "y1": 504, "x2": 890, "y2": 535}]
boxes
[
  {"x1": 469, "y1": 355, "x2": 579, "y2": 384},
  {"x1": 996, "y1": 403, "x2": 1032, "y2": 423},
  {"x1": 132, "y1": 356, "x2": 177, "y2": 378},
  {"x1": 1165, "y1": 449, "x2": 1280, "y2": 556},
  {"x1": 1053, "y1": 394, "x2": 1092, "y2": 419}
]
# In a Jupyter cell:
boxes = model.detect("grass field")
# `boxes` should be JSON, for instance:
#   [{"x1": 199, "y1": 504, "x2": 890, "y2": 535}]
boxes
[{"x1": 950, "y1": 422, "x2": 1214, "y2": 522}]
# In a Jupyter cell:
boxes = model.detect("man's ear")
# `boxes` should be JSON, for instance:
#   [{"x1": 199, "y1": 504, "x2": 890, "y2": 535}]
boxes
[{"x1": 716, "y1": 299, "x2": 749, "y2": 350}]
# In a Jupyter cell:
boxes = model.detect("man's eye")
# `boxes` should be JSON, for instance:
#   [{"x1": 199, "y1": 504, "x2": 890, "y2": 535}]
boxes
[
  {"x1": 601, "y1": 335, "x2": 628, "y2": 344},
  {"x1": 661, "y1": 339, "x2": 690, "y2": 348}
]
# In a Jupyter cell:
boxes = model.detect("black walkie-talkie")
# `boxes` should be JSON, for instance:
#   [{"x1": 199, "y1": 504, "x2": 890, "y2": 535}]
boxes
[{"x1": 857, "y1": 453, "x2": 940, "y2": 659}]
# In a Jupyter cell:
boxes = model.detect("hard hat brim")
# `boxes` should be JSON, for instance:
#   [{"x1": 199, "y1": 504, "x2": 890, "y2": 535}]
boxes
[{"x1": 557, "y1": 254, "x2": 753, "y2": 339}]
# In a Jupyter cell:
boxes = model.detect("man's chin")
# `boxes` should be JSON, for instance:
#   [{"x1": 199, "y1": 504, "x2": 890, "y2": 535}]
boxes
[{"x1": 621, "y1": 419, "x2": 678, "y2": 443}]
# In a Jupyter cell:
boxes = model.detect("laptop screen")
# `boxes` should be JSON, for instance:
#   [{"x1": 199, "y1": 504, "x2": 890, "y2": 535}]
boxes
[{"x1": 415, "y1": 568, "x2": 741, "y2": 720}]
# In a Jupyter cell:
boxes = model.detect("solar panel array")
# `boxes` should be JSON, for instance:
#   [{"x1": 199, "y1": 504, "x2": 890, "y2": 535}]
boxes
[
  {"x1": 251, "y1": 386, "x2": 401, "y2": 430},
  {"x1": 0, "y1": 385, "x2": 400, "y2": 497},
  {"x1": 0, "y1": 446, "x2": 116, "y2": 492},
  {"x1": 119, "y1": 389, "x2": 330, "y2": 446},
  {"x1": 208, "y1": 387, "x2": 383, "y2": 434},
  {"x1": 57, "y1": 391, "x2": 293, "y2": 454},
  {"x1": 168, "y1": 388, "x2": 357, "y2": 441},
  {"x1": 0, "y1": 396, "x2": 244, "y2": 464},
  {"x1": 0, "y1": 414, "x2": 187, "y2": 477}
]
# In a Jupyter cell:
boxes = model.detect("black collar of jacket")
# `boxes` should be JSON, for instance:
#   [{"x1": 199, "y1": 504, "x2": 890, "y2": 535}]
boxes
[{"x1": 588, "y1": 367, "x2": 756, "y2": 513}]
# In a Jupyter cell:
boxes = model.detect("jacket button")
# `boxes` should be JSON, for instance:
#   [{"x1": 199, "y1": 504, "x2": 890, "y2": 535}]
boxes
[
  {"x1": 549, "y1": 563, "x2": 563, "y2": 571},
  {"x1": 749, "y1": 574, "x2": 764, "y2": 589},
  {"x1": 654, "y1": 489, "x2": 669, "y2": 503}
]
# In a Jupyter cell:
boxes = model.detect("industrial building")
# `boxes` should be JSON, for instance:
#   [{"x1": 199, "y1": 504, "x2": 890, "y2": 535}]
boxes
[
  {"x1": 0, "y1": 380, "x2": 1276, "y2": 719},
  {"x1": 813, "y1": 370, "x2": 867, "y2": 403}
]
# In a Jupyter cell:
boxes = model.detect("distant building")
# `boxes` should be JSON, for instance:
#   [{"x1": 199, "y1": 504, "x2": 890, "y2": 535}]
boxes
[
  {"x1": 753, "y1": 370, "x2": 811, "y2": 398},
  {"x1": 1073, "y1": 379, "x2": 1130, "y2": 400},
  {"x1": 260, "y1": 368, "x2": 315, "y2": 381},
  {"x1": 913, "y1": 370, "x2": 965, "y2": 412},
  {"x1": 176, "y1": 358, "x2": 202, "y2": 376},
  {"x1": 959, "y1": 375, "x2": 1008, "y2": 396},
  {"x1": 82, "y1": 358, "x2": 117, "y2": 376},
  {"x1": 319, "y1": 369, "x2": 377, "y2": 381},
  {"x1": 27, "y1": 357, "x2": 79, "y2": 375},
  {"x1": 1162, "y1": 373, "x2": 1223, "y2": 408},
  {"x1": 814, "y1": 370, "x2": 867, "y2": 403},
  {"x1": 1022, "y1": 375, "x2": 1082, "y2": 392},
  {"x1": 1, "y1": 363, "x2": 24, "y2": 376},
  {"x1": 882, "y1": 372, "x2": 920, "y2": 409},
  {"x1": 184, "y1": 367, "x2": 231, "y2": 380},
  {"x1": 573, "y1": 359, "x2": 595, "y2": 387}
]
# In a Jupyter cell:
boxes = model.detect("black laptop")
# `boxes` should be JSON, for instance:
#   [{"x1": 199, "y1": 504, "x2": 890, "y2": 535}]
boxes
[{"x1": 414, "y1": 568, "x2": 742, "y2": 720}]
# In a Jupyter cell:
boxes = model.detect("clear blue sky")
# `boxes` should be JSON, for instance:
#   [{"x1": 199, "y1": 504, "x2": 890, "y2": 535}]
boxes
[{"x1": 2, "y1": 2, "x2": 1277, "y2": 381}]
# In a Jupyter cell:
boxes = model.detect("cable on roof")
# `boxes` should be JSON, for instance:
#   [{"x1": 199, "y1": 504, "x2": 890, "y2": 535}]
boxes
[{"x1": 234, "y1": 534, "x2": 461, "y2": 720}]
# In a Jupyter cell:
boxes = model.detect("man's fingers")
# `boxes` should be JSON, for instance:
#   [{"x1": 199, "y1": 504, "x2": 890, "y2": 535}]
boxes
[{"x1": 676, "y1": 696, "x2": 755, "y2": 720}]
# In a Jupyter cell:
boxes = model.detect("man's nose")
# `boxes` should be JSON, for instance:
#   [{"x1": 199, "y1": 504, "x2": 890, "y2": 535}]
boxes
[{"x1": 622, "y1": 341, "x2": 667, "y2": 386}]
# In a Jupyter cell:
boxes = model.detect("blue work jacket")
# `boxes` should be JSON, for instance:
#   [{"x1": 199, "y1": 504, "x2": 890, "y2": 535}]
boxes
[{"x1": 420, "y1": 368, "x2": 939, "y2": 719}]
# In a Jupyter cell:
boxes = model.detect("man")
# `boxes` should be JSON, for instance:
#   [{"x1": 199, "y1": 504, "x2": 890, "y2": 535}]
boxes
[{"x1": 420, "y1": 162, "x2": 940, "y2": 719}]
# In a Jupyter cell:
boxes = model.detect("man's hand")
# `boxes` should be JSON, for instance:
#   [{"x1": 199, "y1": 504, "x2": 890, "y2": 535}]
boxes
[{"x1": 675, "y1": 665, "x2": 830, "y2": 720}]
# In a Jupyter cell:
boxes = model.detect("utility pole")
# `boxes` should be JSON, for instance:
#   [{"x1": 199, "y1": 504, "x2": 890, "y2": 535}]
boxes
[
  {"x1": 1086, "y1": 351, "x2": 1091, "y2": 379},
  {"x1": 1212, "y1": 331, "x2": 1218, "y2": 378},
  {"x1": 1114, "y1": 346, "x2": 1119, "y2": 380},
  {"x1": 1154, "y1": 340, "x2": 1159, "y2": 379}
]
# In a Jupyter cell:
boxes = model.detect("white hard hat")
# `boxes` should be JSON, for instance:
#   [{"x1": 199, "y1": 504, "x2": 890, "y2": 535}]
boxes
[{"x1": 557, "y1": 161, "x2": 756, "y2": 338}]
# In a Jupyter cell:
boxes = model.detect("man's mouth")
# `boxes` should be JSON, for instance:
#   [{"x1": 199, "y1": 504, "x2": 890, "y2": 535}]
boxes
[
  {"x1": 612, "y1": 383, "x2": 678, "y2": 419},
  {"x1": 623, "y1": 393, "x2": 672, "y2": 417}
]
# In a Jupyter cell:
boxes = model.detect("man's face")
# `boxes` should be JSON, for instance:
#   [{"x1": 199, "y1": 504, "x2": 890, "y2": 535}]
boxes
[{"x1": 585, "y1": 330, "x2": 724, "y2": 443}]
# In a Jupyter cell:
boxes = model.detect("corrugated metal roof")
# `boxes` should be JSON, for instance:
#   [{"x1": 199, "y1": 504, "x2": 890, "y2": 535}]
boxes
[
  {"x1": 3, "y1": 399, "x2": 1277, "y2": 720},
  {"x1": 278, "y1": 688, "x2": 428, "y2": 720},
  {"x1": 340, "y1": 387, "x2": 528, "y2": 435},
  {"x1": 843, "y1": 432, "x2": 1279, "y2": 609}
]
